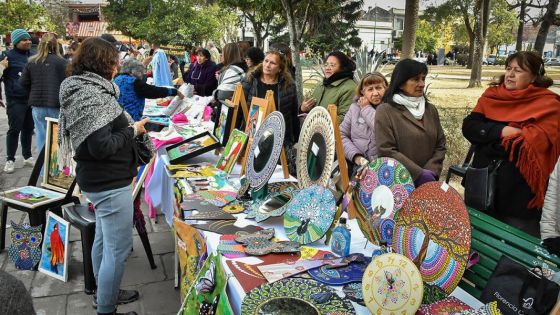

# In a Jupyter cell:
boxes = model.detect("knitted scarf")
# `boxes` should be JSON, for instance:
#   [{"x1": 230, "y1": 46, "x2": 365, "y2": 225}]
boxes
[
  {"x1": 392, "y1": 93, "x2": 426, "y2": 120},
  {"x1": 58, "y1": 71, "x2": 133, "y2": 168},
  {"x1": 473, "y1": 84, "x2": 560, "y2": 208}
]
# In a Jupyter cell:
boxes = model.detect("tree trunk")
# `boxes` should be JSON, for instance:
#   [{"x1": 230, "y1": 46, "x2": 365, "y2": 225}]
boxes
[
  {"x1": 280, "y1": 0, "x2": 303, "y2": 105},
  {"x1": 468, "y1": 0, "x2": 486, "y2": 88},
  {"x1": 534, "y1": 0, "x2": 559, "y2": 55},
  {"x1": 515, "y1": 0, "x2": 526, "y2": 52},
  {"x1": 401, "y1": 0, "x2": 420, "y2": 59},
  {"x1": 467, "y1": 36, "x2": 474, "y2": 69}
]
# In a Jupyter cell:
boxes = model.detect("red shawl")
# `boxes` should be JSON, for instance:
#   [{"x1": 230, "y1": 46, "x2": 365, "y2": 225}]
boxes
[{"x1": 473, "y1": 84, "x2": 560, "y2": 208}]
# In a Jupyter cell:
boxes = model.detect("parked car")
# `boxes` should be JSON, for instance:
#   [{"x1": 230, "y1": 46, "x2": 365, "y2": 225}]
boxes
[
  {"x1": 487, "y1": 54, "x2": 497, "y2": 65},
  {"x1": 545, "y1": 58, "x2": 560, "y2": 67}
]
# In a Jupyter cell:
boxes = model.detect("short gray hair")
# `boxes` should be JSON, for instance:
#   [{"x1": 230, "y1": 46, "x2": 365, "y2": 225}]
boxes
[{"x1": 120, "y1": 58, "x2": 146, "y2": 79}]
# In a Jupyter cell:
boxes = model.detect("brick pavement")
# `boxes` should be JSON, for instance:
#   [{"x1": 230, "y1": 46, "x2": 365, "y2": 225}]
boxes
[{"x1": 0, "y1": 103, "x2": 180, "y2": 315}]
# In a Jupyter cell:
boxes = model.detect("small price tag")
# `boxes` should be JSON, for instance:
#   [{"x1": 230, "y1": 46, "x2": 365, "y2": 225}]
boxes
[
  {"x1": 387, "y1": 159, "x2": 395, "y2": 167},
  {"x1": 254, "y1": 146, "x2": 260, "y2": 158},
  {"x1": 312, "y1": 142, "x2": 319, "y2": 156},
  {"x1": 440, "y1": 182, "x2": 449, "y2": 192},
  {"x1": 177, "y1": 238, "x2": 186, "y2": 251}
]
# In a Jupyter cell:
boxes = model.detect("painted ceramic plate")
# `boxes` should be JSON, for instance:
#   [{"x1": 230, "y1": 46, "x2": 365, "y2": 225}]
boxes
[
  {"x1": 353, "y1": 157, "x2": 414, "y2": 245},
  {"x1": 362, "y1": 253, "x2": 423, "y2": 314},
  {"x1": 393, "y1": 182, "x2": 471, "y2": 294},
  {"x1": 343, "y1": 282, "x2": 365, "y2": 305},
  {"x1": 246, "y1": 112, "x2": 285, "y2": 190},
  {"x1": 234, "y1": 229, "x2": 300, "y2": 256},
  {"x1": 284, "y1": 185, "x2": 336, "y2": 244},
  {"x1": 296, "y1": 106, "x2": 335, "y2": 189},
  {"x1": 308, "y1": 255, "x2": 372, "y2": 285},
  {"x1": 241, "y1": 278, "x2": 356, "y2": 315}
]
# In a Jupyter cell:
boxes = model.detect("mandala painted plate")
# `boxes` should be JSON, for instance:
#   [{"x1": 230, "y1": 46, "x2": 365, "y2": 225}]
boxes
[
  {"x1": 241, "y1": 278, "x2": 356, "y2": 315},
  {"x1": 353, "y1": 157, "x2": 414, "y2": 245},
  {"x1": 393, "y1": 182, "x2": 471, "y2": 295},
  {"x1": 308, "y1": 255, "x2": 372, "y2": 285},
  {"x1": 362, "y1": 253, "x2": 423, "y2": 314},
  {"x1": 283, "y1": 185, "x2": 337, "y2": 244}
]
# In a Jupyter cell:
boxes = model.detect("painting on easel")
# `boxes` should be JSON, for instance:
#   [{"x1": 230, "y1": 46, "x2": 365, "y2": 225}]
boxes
[{"x1": 43, "y1": 118, "x2": 78, "y2": 194}]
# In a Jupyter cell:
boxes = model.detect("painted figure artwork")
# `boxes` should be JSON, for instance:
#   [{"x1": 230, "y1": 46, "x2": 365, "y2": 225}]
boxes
[
  {"x1": 8, "y1": 221, "x2": 42, "y2": 270},
  {"x1": 167, "y1": 163, "x2": 224, "y2": 178},
  {"x1": 216, "y1": 129, "x2": 247, "y2": 174},
  {"x1": 214, "y1": 105, "x2": 229, "y2": 144},
  {"x1": 39, "y1": 212, "x2": 70, "y2": 281},
  {"x1": 167, "y1": 132, "x2": 219, "y2": 163},
  {"x1": 244, "y1": 103, "x2": 266, "y2": 136},
  {"x1": 1, "y1": 186, "x2": 65, "y2": 209},
  {"x1": 43, "y1": 118, "x2": 77, "y2": 193}
]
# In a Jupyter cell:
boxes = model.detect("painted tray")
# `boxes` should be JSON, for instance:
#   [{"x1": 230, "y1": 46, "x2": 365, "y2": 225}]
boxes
[
  {"x1": 308, "y1": 254, "x2": 372, "y2": 285},
  {"x1": 362, "y1": 253, "x2": 423, "y2": 314},
  {"x1": 246, "y1": 187, "x2": 297, "y2": 222},
  {"x1": 234, "y1": 229, "x2": 300, "y2": 256},
  {"x1": 241, "y1": 278, "x2": 356, "y2": 315},
  {"x1": 393, "y1": 182, "x2": 471, "y2": 295},
  {"x1": 246, "y1": 111, "x2": 285, "y2": 190},
  {"x1": 353, "y1": 157, "x2": 414, "y2": 245},
  {"x1": 296, "y1": 106, "x2": 335, "y2": 189},
  {"x1": 284, "y1": 185, "x2": 336, "y2": 244}
]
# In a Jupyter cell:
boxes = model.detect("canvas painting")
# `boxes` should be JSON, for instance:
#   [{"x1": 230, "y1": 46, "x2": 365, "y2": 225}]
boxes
[
  {"x1": 244, "y1": 102, "x2": 267, "y2": 136},
  {"x1": 214, "y1": 104, "x2": 229, "y2": 144},
  {"x1": 216, "y1": 129, "x2": 247, "y2": 174},
  {"x1": 166, "y1": 132, "x2": 221, "y2": 164},
  {"x1": 43, "y1": 118, "x2": 77, "y2": 193},
  {"x1": 39, "y1": 212, "x2": 70, "y2": 282},
  {"x1": 1, "y1": 186, "x2": 65, "y2": 209},
  {"x1": 167, "y1": 163, "x2": 224, "y2": 178}
]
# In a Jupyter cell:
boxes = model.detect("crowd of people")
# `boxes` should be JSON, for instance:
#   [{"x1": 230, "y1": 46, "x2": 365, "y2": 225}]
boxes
[{"x1": 1, "y1": 28, "x2": 560, "y2": 315}]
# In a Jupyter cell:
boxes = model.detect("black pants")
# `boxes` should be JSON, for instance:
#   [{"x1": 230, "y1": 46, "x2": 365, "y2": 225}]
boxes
[{"x1": 6, "y1": 99, "x2": 34, "y2": 161}]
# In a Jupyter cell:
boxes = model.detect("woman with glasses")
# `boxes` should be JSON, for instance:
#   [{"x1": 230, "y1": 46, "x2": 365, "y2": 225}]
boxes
[
  {"x1": 300, "y1": 51, "x2": 357, "y2": 122},
  {"x1": 340, "y1": 72, "x2": 388, "y2": 175},
  {"x1": 241, "y1": 50, "x2": 299, "y2": 174},
  {"x1": 183, "y1": 48, "x2": 218, "y2": 96},
  {"x1": 375, "y1": 59, "x2": 446, "y2": 187}
]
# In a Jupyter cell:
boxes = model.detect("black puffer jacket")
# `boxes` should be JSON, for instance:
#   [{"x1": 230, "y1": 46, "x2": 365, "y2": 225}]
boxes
[
  {"x1": 19, "y1": 53, "x2": 68, "y2": 107},
  {"x1": 241, "y1": 71, "x2": 299, "y2": 145}
]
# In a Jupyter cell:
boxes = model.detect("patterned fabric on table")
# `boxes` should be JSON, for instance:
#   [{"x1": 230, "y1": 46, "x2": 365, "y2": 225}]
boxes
[{"x1": 457, "y1": 302, "x2": 502, "y2": 315}]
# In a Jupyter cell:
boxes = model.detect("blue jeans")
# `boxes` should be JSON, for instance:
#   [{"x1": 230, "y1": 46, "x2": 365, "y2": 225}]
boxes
[
  {"x1": 31, "y1": 107, "x2": 60, "y2": 155},
  {"x1": 84, "y1": 185, "x2": 133, "y2": 314}
]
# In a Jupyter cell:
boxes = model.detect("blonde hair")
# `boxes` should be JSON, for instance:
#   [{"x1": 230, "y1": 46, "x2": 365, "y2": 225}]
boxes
[
  {"x1": 30, "y1": 33, "x2": 61, "y2": 63},
  {"x1": 355, "y1": 72, "x2": 388, "y2": 97},
  {"x1": 246, "y1": 51, "x2": 294, "y2": 91}
]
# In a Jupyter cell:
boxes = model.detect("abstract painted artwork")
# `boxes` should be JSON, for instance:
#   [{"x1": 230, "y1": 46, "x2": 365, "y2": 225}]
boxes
[
  {"x1": 166, "y1": 131, "x2": 220, "y2": 164},
  {"x1": 1, "y1": 186, "x2": 65, "y2": 209},
  {"x1": 234, "y1": 229, "x2": 300, "y2": 256}
]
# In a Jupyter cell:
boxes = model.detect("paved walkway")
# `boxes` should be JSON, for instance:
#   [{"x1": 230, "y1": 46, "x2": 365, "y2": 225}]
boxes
[{"x1": 0, "y1": 106, "x2": 180, "y2": 315}]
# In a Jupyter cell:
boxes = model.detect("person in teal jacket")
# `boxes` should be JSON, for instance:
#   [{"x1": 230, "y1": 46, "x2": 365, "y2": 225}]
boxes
[{"x1": 300, "y1": 51, "x2": 357, "y2": 122}]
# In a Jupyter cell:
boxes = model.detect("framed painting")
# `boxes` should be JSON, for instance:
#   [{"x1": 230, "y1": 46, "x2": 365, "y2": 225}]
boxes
[
  {"x1": 39, "y1": 211, "x2": 70, "y2": 282},
  {"x1": 216, "y1": 129, "x2": 247, "y2": 174},
  {"x1": 132, "y1": 157, "x2": 155, "y2": 200},
  {"x1": 1, "y1": 186, "x2": 65, "y2": 209},
  {"x1": 42, "y1": 118, "x2": 78, "y2": 194},
  {"x1": 244, "y1": 101, "x2": 267, "y2": 137},
  {"x1": 213, "y1": 101, "x2": 234, "y2": 146},
  {"x1": 166, "y1": 131, "x2": 221, "y2": 164}
]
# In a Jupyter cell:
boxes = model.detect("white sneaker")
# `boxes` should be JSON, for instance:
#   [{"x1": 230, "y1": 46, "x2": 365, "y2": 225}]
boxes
[
  {"x1": 23, "y1": 157, "x2": 35, "y2": 167},
  {"x1": 4, "y1": 160, "x2": 15, "y2": 174}
]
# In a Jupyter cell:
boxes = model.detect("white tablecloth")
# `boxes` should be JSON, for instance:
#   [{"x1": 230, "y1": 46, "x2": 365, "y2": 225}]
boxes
[{"x1": 148, "y1": 148, "x2": 483, "y2": 314}]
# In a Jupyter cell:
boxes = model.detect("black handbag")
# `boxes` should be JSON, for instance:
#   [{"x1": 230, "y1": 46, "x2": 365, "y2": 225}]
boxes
[
  {"x1": 134, "y1": 133, "x2": 154, "y2": 166},
  {"x1": 480, "y1": 255, "x2": 559, "y2": 315},
  {"x1": 464, "y1": 160, "x2": 501, "y2": 211}
]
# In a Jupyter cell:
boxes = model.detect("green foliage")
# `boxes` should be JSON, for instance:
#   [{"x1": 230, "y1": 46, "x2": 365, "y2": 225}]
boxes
[
  {"x1": 103, "y1": 0, "x2": 227, "y2": 45},
  {"x1": 0, "y1": 0, "x2": 53, "y2": 35},
  {"x1": 415, "y1": 20, "x2": 439, "y2": 52},
  {"x1": 486, "y1": 0, "x2": 517, "y2": 50}
]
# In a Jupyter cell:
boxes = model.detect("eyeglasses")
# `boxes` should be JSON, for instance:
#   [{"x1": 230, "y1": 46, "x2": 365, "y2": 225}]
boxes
[{"x1": 323, "y1": 63, "x2": 339, "y2": 69}]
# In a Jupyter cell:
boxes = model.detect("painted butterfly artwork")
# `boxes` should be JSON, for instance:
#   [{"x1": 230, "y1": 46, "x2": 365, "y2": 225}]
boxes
[
  {"x1": 8, "y1": 221, "x2": 43, "y2": 270},
  {"x1": 195, "y1": 260, "x2": 216, "y2": 294}
]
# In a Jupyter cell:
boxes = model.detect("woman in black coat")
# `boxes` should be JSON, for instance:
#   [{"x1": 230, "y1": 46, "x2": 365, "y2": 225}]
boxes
[{"x1": 183, "y1": 48, "x2": 217, "y2": 96}]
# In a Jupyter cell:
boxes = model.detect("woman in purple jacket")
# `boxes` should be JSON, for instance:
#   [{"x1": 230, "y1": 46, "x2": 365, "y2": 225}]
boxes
[
  {"x1": 340, "y1": 72, "x2": 388, "y2": 175},
  {"x1": 183, "y1": 48, "x2": 218, "y2": 96}
]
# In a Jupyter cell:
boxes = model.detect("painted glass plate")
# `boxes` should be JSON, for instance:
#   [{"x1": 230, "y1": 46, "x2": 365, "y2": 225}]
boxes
[
  {"x1": 246, "y1": 112, "x2": 285, "y2": 190},
  {"x1": 308, "y1": 254, "x2": 372, "y2": 285},
  {"x1": 296, "y1": 106, "x2": 335, "y2": 189},
  {"x1": 353, "y1": 157, "x2": 414, "y2": 245},
  {"x1": 241, "y1": 278, "x2": 356, "y2": 315},
  {"x1": 362, "y1": 253, "x2": 423, "y2": 314},
  {"x1": 393, "y1": 182, "x2": 471, "y2": 294},
  {"x1": 284, "y1": 185, "x2": 336, "y2": 244}
]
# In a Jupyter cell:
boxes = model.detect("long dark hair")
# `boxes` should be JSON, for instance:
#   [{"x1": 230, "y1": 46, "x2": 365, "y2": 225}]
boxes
[
  {"x1": 383, "y1": 59, "x2": 428, "y2": 103},
  {"x1": 67, "y1": 37, "x2": 119, "y2": 80},
  {"x1": 246, "y1": 51, "x2": 294, "y2": 91},
  {"x1": 490, "y1": 51, "x2": 553, "y2": 88}
]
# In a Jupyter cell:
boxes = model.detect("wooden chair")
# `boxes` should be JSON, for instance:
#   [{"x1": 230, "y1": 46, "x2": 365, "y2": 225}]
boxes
[
  {"x1": 445, "y1": 144, "x2": 475, "y2": 183},
  {"x1": 459, "y1": 208, "x2": 560, "y2": 300},
  {"x1": 0, "y1": 147, "x2": 80, "y2": 252}
]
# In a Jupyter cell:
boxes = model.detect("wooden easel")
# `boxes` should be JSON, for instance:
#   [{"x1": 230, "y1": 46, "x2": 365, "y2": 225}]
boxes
[
  {"x1": 327, "y1": 104, "x2": 356, "y2": 219},
  {"x1": 214, "y1": 84, "x2": 247, "y2": 155},
  {"x1": 239, "y1": 91, "x2": 290, "y2": 179}
]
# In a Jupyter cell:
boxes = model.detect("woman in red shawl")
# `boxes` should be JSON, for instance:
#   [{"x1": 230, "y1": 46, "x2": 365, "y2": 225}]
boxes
[{"x1": 462, "y1": 51, "x2": 560, "y2": 237}]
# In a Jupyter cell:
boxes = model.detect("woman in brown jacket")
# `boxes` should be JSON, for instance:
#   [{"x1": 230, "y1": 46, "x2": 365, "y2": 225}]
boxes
[{"x1": 375, "y1": 59, "x2": 446, "y2": 187}]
